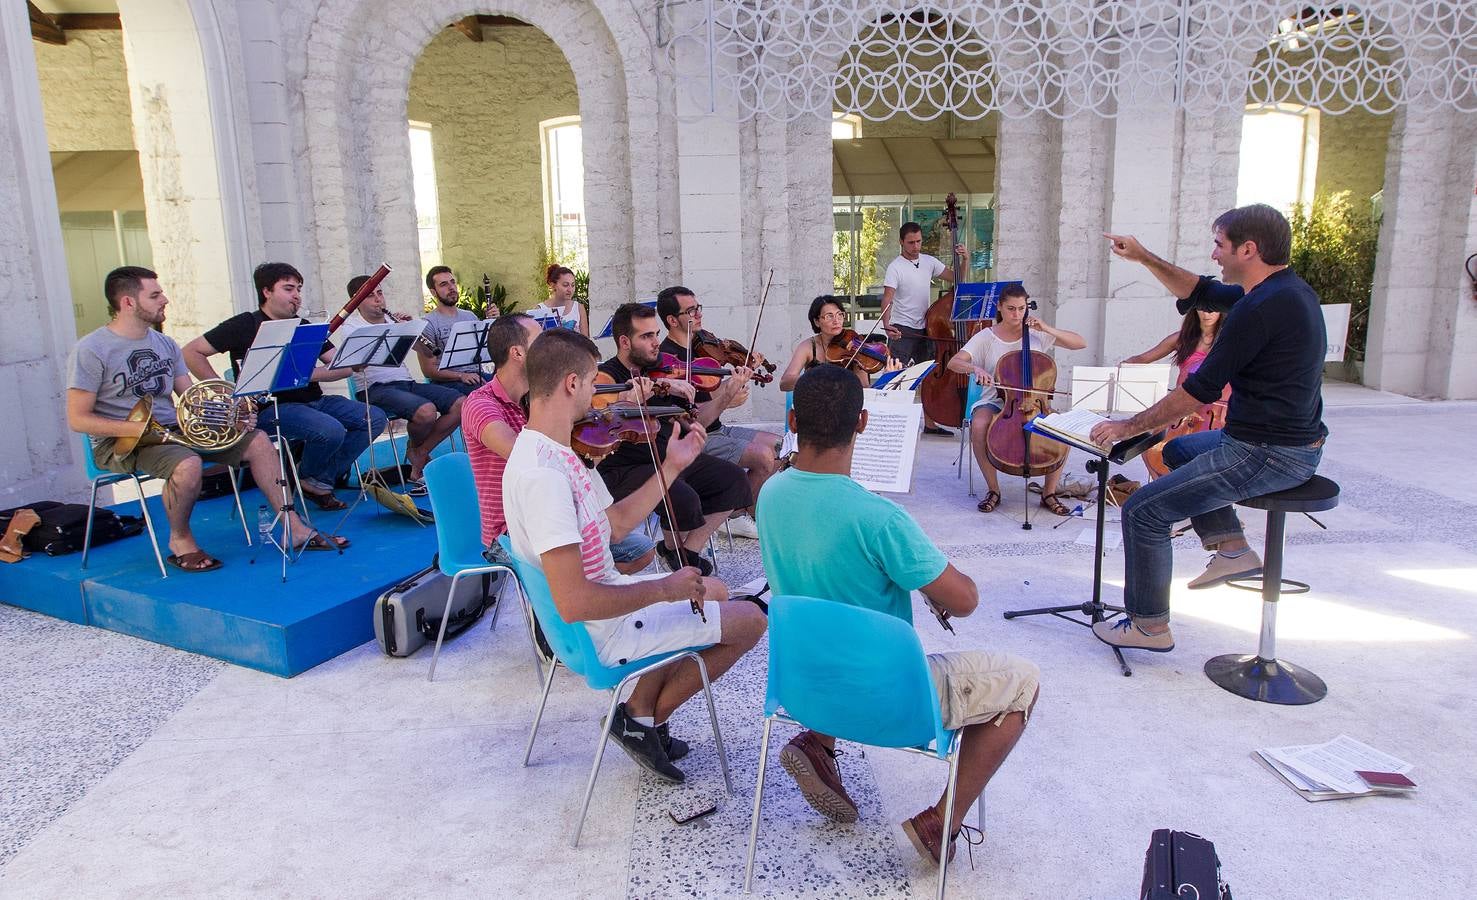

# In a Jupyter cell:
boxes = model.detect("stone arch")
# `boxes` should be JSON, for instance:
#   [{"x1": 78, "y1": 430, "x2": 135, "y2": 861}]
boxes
[{"x1": 300, "y1": 0, "x2": 649, "y2": 319}]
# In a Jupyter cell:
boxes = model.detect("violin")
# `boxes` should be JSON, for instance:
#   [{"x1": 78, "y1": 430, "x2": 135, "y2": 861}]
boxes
[
  {"x1": 982, "y1": 302, "x2": 1067, "y2": 529},
  {"x1": 693, "y1": 329, "x2": 774, "y2": 385},
  {"x1": 591, "y1": 372, "x2": 672, "y2": 410},
  {"x1": 643, "y1": 352, "x2": 731, "y2": 392},
  {"x1": 825, "y1": 329, "x2": 890, "y2": 375},
  {"x1": 570, "y1": 402, "x2": 695, "y2": 464}
]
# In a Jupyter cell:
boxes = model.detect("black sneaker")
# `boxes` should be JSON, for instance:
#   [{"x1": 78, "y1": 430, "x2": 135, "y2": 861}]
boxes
[
  {"x1": 608, "y1": 703, "x2": 685, "y2": 783},
  {"x1": 657, "y1": 722, "x2": 690, "y2": 761},
  {"x1": 654, "y1": 542, "x2": 714, "y2": 577}
]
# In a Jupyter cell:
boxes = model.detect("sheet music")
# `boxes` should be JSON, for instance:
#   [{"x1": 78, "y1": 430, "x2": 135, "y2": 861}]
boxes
[
  {"x1": 440, "y1": 319, "x2": 493, "y2": 370},
  {"x1": 1034, "y1": 407, "x2": 1109, "y2": 440},
  {"x1": 850, "y1": 391, "x2": 923, "y2": 493},
  {"x1": 871, "y1": 360, "x2": 935, "y2": 392},
  {"x1": 1069, "y1": 366, "x2": 1116, "y2": 412},
  {"x1": 235, "y1": 319, "x2": 301, "y2": 396},
  {"x1": 329, "y1": 321, "x2": 426, "y2": 368},
  {"x1": 1114, "y1": 363, "x2": 1171, "y2": 412},
  {"x1": 1263, "y1": 735, "x2": 1412, "y2": 796}
]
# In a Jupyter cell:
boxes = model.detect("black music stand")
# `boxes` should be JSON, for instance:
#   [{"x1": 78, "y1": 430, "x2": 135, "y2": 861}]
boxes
[
  {"x1": 439, "y1": 319, "x2": 494, "y2": 372},
  {"x1": 1003, "y1": 425, "x2": 1163, "y2": 676},
  {"x1": 328, "y1": 320, "x2": 426, "y2": 525}
]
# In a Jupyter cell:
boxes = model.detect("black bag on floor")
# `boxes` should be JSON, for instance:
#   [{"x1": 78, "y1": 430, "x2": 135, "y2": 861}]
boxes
[
  {"x1": 1141, "y1": 829, "x2": 1233, "y2": 900},
  {"x1": 0, "y1": 501, "x2": 144, "y2": 557},
  {"x1": 373, "y1": 560, "x2": 498, "y2": 657}
]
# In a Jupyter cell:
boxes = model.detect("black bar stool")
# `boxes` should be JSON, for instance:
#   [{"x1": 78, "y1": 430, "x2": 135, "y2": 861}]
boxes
[{"x1": 1204, "y1": 474, "x2": 1340, "y2": 705}]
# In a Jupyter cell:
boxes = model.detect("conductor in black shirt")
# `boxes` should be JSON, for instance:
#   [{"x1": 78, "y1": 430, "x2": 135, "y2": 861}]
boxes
[
  {"x1": 183, "y1": 263, "x2": 388, "y2": 512},
  {"x1": 1089, "y1": 204, "x2": 1328, "y2": 653}
]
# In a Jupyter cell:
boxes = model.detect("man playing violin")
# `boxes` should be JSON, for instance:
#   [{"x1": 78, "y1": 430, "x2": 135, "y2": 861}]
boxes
[
  {"x1": 656, "y1": 286, "x2": 781, "y2": 540},
  {"x1": 465, "y1": 314, "x2": 658, "y2": 575},
  {"x1": 881, "y1": 221, "x2": 967, "y2": 436},
  {"x1": 595, "y1": 303, "x2": 753, "y2": 576},
  {"x1": 503, "y1": 328, "x2": 766, "y2": 783},
  {"x1": 756, "y1": 364, "x2": 1039, "y2": 867},
  {"x1": 945, "y1": 285, "x2": 1087, "y2": 516},
  {"x1": 1091, "y1": 205, "x2": 1328, "y2": 653}
]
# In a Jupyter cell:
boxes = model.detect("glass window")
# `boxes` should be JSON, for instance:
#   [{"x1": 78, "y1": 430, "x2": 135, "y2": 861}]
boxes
[
  {"x1": 832, "y1": 112, "x2": 863, "y2": 141},
  {"x1": 1237, "y1": 105, "x2": 1320, "y2": 214},
  {"x1": 408, "y1": 121, "x2": 442, "y2": 276},
  {"x1": 540, "y1": 116, "x2": 588, "y2": 269}
]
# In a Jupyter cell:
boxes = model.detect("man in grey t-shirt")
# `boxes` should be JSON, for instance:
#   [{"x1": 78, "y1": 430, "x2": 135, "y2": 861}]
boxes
[
  {"x1": 66, "y1": 267, "x2": 338, "y2": 572},
  {"x1": 416, "y1": 266, "x2": 486, "y2": 396}
]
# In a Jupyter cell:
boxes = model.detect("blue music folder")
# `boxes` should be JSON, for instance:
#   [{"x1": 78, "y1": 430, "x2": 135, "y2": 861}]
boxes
[
  {"x1": 277, "y1": 323, "x2": 329, "y2": 391},
  {"x1": 952, "y1": 281, "x2": 1023, "y2": 322},
  {"x1": 596, "y1": 299, "x2": 658, "y2": 339}
]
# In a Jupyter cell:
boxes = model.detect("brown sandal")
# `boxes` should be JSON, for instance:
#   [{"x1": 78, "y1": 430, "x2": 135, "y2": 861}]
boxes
[
  {"x1": 1041, "y1": 492, "x2": 1071, "y2": 516},
  {"x1": 976, "y1": 491, "x2": 1001, "y2": 513}
]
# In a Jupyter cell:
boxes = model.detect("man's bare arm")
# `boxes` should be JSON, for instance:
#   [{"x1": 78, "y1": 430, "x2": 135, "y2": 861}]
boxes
[
  {"x1": 920, "y1": 563, "x2": 979, "y2": 618},
  {"x1": 1104, "y1": 233, "x2": 1199, "y2": 299},
  {"x1": 540, "y1": 543, "x2": 702, "y2": 622}
]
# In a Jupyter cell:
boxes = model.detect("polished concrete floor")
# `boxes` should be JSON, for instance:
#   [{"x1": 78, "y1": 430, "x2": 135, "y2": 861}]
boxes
[{"x1": 2, "y1": 382, "x2": 1472, "y2": 898}]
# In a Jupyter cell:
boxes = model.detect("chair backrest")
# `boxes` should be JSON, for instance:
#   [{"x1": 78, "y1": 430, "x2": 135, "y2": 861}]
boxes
[
  {"x1": 768, "y1": 595, "x2": 952, "y2": 756},
  {"x1": 422, "y1": 453, "x2": 494, "y2": 574},
  {"x1": 500, "y1": 536, "x2": 608, "y2": 682},
  {"x1": 79, "y1": 434, "x2": 109, "y2": 481},
  {"x1": 963, "y1": 377, "x2": 984, "y2": 422},
  {"x1": 783, "y1": 391, "x2": 793, "y2": 433}
]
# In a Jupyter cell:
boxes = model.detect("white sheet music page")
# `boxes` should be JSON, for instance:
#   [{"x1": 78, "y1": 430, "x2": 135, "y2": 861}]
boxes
[
  {"x1": 1033, "y1": 407, "x2": 1109, "y2": 443},
  {"x1": 850, "y1": 390, "x2": 923, "y2": 493}
]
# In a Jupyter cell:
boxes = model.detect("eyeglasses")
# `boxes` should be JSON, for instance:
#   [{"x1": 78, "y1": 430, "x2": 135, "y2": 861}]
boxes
[
  {"x1": 679, "y1": 305, "x2": 703, "y2": 315},
  {"x1": 818, "y1": 312, "x2": 845, "y2": 321}
]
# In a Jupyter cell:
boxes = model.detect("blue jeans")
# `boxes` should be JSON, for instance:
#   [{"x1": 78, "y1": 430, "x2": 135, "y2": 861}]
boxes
[
  {"x1": 258, "y1": 395, "x2": 388, "y2": 485},
  {"x1": 1121, "y1": 430, "x2": 1323, "y2": 624}
]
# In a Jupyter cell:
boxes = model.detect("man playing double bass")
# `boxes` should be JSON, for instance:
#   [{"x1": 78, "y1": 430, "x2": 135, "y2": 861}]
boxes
[
  {"x1": 1091, "y1": 204, "x2": 1328, "y2": 653},
  {"x1": 881, "y1": 222, "x2": 967, "y2": 435}
]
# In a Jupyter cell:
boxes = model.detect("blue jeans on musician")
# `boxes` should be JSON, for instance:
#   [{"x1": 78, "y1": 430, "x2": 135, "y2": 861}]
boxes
[
  {"x1": 258, "y1": 395, "x2": 388, "y2": 486},
  {"x1": 1120, "y1": 430, "x2": 1322, "y2": 626}
]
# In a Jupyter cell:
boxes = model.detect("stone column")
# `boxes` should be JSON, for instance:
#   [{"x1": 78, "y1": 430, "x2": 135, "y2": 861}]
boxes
[{"x1": 0, "y1": 2, "x2": 87, "y2": 502}]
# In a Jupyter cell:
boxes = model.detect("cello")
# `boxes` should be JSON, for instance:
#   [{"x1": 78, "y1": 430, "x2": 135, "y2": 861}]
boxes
[
  {"x1": 981, "y1": 300, "x2": 1068, "y2": 529},
  {"x1": 919, "y1": 194, "x2": 986, "y2": 428}
]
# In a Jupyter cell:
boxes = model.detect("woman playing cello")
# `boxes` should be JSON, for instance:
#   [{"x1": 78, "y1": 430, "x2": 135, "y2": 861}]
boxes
[
  {"x1": 946, "y1": 285, "x2": 1086, "y2": 515},
  {"x1": 778, "y1": 296, "x2": 899, "y2": 390},
  {"x1": 1122, "y1": 308, "x2": 1230, "y2": 478}
]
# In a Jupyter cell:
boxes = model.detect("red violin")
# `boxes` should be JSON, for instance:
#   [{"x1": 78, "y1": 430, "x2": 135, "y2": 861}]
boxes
[
  {"x1": 825, "y1": 329, "x2": 890, "y2": 375},
  {"x1": 643, "y1": 352, "x2": 731, "y2": 392}
]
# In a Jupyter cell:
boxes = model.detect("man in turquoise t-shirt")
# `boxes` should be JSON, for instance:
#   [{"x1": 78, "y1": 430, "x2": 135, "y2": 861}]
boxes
[{"x1": 756, "y1": 364, "x2": 1040, "y2": 869}]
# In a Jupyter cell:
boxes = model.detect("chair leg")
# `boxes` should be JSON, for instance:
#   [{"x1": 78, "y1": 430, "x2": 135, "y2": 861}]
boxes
[
  {"x1": 707, "y1": 534, "x2": 720, "y2": 575},
  {"x1": 82, "y1": 477, "x2": 102, "y2": 570},
  {"x1": 572, "y1": 689, "x2": 625, "y2": 848},
  {"x1": 976, "y1": 790, "x2": 985, "y2": 833},
  {"x1": 724, "y1": 519, "x2": 734, "y2": 553},
  {"x1": 427, "y1": 571, "x2": 463, "y2": 682},
  {"x1": 131, "y1": 474, "x2": 168, "y2": 578},
  {"x1": 508, "y1": 579, "x2": 546, "y2": 689},
  {"x1": 229, "y1": 466, "x2": 251, "y2": 546},
  {"x1": 523, "y1": 659, "x2": 559, "y2": 766},
  {"x1": 742, "y1": 717, "x2": 776, "y2": 894},
  {"x1": 487, "y1": 573, "x2": 505, "y2": 633},
  {"x1": 693, "y1": 652, "x2": 733, "y2": 796},
  {"x1": 936, "y1": 739, "x2": 962, "y2": 900}
]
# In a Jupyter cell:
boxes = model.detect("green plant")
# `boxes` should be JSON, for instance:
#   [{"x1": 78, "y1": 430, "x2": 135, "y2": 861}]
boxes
[
  {"x1": 420, "y1": 274, "x2": 510, "y2": 318},
  {"x1": 1289, "y1": 190, "x2": 1380, "y2": 360},
  {"x1": 834, "y1": 205, "x2": 887, "y2": 295}
]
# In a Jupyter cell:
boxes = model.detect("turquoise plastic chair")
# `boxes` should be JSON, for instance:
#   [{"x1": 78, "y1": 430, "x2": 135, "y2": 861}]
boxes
[
  {"x1": 80, "y1": 435, "x2": 169, "y2": 577},
  {"x1": 956, "y1": 377, "x2": 986, "y2": 495},
  {"x1": 506, "y1": 541, "x2": 732, "y2": 847},
  {"x1": 742, "y1": 595, "x2": 982, "y2": 900},
  {"x1": 420, "y1": 454, "x2": 536, "y2": 683}
]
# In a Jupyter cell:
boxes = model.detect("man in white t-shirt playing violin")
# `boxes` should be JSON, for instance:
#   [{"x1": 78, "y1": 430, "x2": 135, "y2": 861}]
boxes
[
  {"x1": 881, "y1": 221, "x2": 966, "y2": 435},
  {"x1": 502, "y1": 328, "x2": 766, "y2": 785}
]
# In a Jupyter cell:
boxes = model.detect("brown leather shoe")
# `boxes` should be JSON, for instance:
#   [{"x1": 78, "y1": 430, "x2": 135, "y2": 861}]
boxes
[
  {"x1": 0, "y1": 508, "x2": 40, "y2": 563},
  {"x1": 902, "y1": 806, "x2": 957, "y2": 866},
  {"x1": 778, "y1": 731, "x2": 858, "y2": 823}
]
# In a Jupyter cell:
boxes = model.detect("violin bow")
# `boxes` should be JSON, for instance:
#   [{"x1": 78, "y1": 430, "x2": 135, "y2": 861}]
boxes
[
  {"x1": 743, "y1": 268, "x2": 775, "y2": 372},
  {"x1": 844, "y1": 296, "x2": 892, "y2": 371},
  {"x1": 632, "y1": 388, "x2": 705, "y2": 621}
]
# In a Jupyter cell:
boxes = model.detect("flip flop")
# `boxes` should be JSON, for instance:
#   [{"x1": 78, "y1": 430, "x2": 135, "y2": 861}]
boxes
[
  {"x1": 295, "y1": 532, "x2": 351, "y2": 552},
  {"x1": 302, "y1": 489, "x2": 349, "y2": 512},
  {"x1": 166, "y1": 550, "x2": 223, "y2": 572}
]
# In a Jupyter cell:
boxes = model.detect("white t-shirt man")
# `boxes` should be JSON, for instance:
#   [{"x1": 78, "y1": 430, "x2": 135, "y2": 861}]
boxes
[
  {"x1": 502, "y1": 428, "x2": 721, "y2": 665},
  {"x1": 341, "y1": 309, "x2": 414, "y2": 387},
  {"x1": 883, "y1": 254, "x2": 946, "y2": 329}
]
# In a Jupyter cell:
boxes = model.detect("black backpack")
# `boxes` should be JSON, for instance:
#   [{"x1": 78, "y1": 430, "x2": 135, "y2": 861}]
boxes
[{"x1": 0, "y1": 501, "x2": 144, "y2": 557}]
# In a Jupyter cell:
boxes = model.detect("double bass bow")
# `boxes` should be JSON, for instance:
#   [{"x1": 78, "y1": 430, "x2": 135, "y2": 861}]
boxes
[{"x1": 981, "y1": 300, "x2": 1068, "y2": 530}]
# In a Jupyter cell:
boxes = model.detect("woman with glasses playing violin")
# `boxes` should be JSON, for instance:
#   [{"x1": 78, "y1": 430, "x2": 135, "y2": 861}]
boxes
[{"x1": 778, "y1": 296, "x2": 901, "y2": 392}]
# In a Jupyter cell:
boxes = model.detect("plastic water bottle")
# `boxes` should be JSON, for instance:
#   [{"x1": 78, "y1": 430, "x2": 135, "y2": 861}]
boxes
[{"x1": 257, "y1": 505, "x2": 272, "y2": 544}]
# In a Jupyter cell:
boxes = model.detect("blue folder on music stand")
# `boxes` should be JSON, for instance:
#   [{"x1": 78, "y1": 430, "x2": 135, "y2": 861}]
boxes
[
  {"x1": 234, "y1": 320, "x2": 328, "y2": 397},
  {"x1": 596, "y1": 299, "x2": 658, "y2": 339},
  {"x1": 951, "y1": 281, "x2": 1023, "y2": 322}
]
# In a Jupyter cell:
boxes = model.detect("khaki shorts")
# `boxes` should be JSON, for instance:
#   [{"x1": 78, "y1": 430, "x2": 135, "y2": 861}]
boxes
[
  {"x1": 91, "y1": 432, "x2": 256, "y2": 481},
  {"x1": 926, "y1": 650, "x2": 1039, "y2": 730}
]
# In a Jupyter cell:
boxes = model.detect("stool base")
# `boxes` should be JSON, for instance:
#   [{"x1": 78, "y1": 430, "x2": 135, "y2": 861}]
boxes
[{"x1": 1204, "y1": 653, "x2": 1327, "y2": 705}]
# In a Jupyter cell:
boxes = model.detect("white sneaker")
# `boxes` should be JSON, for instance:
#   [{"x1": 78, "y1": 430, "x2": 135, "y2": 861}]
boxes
[{"x1": 726, "y1": 515, "x2": 760, "y2": 540}]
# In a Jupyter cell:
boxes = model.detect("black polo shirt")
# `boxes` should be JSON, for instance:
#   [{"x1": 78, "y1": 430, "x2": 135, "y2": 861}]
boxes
[
  {"x1": 595, "y1": 356, "x2": 687, "y2": 470},
  {"x1": 1178, "y1": 269, "x2": 1328, "y2": 446},
  {"x1": 201, "y1": 310, "x2": 333, "y2": 405}
]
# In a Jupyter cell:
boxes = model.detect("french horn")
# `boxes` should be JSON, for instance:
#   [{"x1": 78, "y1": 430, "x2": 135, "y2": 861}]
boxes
[{"x1": 113, "y1": 379, "x2": 257, "y2": 456}]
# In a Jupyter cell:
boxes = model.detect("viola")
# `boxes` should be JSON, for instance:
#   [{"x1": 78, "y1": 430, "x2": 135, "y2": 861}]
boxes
[
  {"x1": 1142, "y1": 400, "x2": 1227, "y2": 479},
  {"x1": 825, "y1": 329, "x2": 890, "y2": 374},
  {"x1": 590, "y1": 372, "x2": 672, "y2": 410},
  {"x1": 570, "y1": 403, "x2": 694, "y2": 464},
  {"x1": 982, "y1": 303, "x2": 1067, "y2": 529},
  {"x1": 693, "y1": 329, "x2": 774, "y2": 385},
  {"x1": 643, "y1": 352, "x2": 730, "y2": 392}
]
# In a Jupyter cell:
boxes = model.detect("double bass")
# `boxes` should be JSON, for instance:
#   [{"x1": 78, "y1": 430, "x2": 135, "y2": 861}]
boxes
[
  {"x1": 919, "y1": 194, "x2": 988, "y2": 428},
  {"x1": 982, "y1": 300, "x2": 1068, "y2": 530}
]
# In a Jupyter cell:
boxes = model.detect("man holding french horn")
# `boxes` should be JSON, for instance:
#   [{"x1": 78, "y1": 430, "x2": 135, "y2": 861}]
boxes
[{"x1": 65, "y1": 267, "x2": 344, "y2": 572}]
